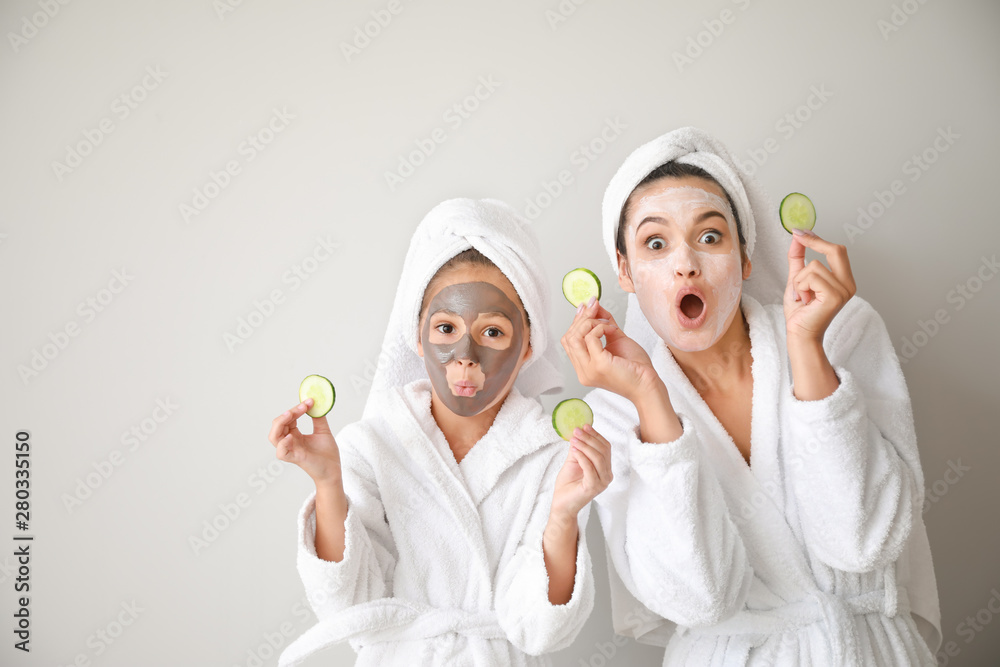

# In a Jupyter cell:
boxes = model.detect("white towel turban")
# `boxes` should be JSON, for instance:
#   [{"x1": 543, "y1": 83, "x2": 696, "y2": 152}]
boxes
[
  {"x1": 600, "y1": 126, "x2": 790, "y2": 350},
  {"x1": 364, "y1": 198, "x2": 562, "y2": 419}
]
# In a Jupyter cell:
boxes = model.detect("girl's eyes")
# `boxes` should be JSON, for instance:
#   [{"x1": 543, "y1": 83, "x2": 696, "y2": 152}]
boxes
[
  {"x1": 483, "y1": 326, "x2": 504, "y2": 338},
  {"x1": 435, "y1": 323, "x2": 456, "y2": 335}
]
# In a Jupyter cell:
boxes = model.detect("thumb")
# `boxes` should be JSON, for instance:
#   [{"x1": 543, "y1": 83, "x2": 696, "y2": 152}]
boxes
[{"x1": 311, "y1": 414, "x2": 332, "y2": 436}]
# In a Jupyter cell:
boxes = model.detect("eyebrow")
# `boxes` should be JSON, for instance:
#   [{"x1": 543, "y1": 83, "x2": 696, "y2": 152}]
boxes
[
  {"x1": 431, "y1": 309, "x2": 512, "y2": 320},
  {"x1": 635, "y1": 209, "x2": 728, "y2": 234}
]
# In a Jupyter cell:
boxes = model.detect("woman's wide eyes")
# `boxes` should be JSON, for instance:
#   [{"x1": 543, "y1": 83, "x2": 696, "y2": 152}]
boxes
[
  {"x1": 645, "y1": 237, "x2": 665, "y2": 250},
  {"x1": 701, "y1": 231, "x2": 721, "y2": 244}
]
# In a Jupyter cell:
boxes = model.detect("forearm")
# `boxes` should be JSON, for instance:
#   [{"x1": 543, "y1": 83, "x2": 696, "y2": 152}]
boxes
[
  {"x1": 313, "y1": 479, "x2": 349, "y2": 562},
  {"x1": 542, "y1": 512, "x2": 579, "y2": 605},
  {"x1": 786, "y1": 368, "x2": 916, "y2": 571},
  {"x1": 787, "y1": 335, "x2": 839, "y2": 400},
  {"x1": 624, "y1": 431, "x2": 751, "y2": 626},
  {"x1": 632, "y1": 379, "x2": 683, "y2": 444}
]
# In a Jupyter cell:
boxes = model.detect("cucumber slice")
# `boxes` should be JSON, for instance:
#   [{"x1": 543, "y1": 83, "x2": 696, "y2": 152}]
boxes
[
  {"x1": 562, "y1": 268, "x2": 602, "y2": 307},
  {"x1": 299, "y1": 375, "x2": 336, "y2": 418},
  {"x1": 779, "y1": 192, "x2": 817, "y2": 234},
  {"x1": 552, "y1": 398, "x2": 594, "y2": 441}
]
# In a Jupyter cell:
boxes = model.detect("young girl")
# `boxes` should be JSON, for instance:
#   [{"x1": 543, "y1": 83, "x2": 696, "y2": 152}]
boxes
[
  {"x1": 562, "y1": 127, "x2": 940, "y2": 665},
  {"x1": 271, "y1": 198, "x2": 612, "y2": 666}
]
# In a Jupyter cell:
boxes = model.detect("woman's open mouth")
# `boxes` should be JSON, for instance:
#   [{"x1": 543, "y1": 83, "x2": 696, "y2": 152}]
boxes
[{"x1": 675, "y1": 286, "x2": 707, "y2": 329}]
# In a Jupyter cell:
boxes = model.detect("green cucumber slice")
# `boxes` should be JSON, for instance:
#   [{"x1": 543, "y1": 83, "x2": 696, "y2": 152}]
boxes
[
  {"x1": 552, "y1": 398, "x2": 594, "y2": 440},
  {"x1": 299, "y1": 374, "x2": 336, "y2": 418},
  {"x1": 562, "y1": 268, "x2": 602, "y2": 307},
  {"x1": 779, "y1": 192, "x2": 817, "y2": 234}
]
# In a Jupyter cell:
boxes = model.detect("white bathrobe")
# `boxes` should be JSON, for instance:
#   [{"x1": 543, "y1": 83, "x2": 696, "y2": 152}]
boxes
[
  {"x1": 279, "y1": 380, "x2": 594, "y2": 666},
  {"x1": 590, "y1": 292, "x2": 941, "y2": 666}
]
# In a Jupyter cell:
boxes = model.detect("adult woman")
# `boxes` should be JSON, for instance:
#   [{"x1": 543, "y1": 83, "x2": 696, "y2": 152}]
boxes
[
  {"x1": 562, "y1": 127, "x2": 940, "y2": 665},
  {"x1": 271, "y1": 198, "x2": 611, "y2": 666}
]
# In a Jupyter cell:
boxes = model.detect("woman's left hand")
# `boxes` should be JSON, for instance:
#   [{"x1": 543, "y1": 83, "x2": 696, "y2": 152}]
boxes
[
  {"x1": 783, "y1": 229, "x2": 857, "y2": 344},
  {"x1": 550, "y1": 424, "x2": 613, "y2": 523}
]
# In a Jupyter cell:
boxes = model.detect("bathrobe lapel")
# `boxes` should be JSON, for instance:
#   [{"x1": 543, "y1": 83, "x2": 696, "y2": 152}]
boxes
[
  {"x1": 382, "y1": 384, "x2": 493, "y2": 589},
  {"x1": 457, "y1": 389, "x2": 557, "y2": 507},
  {"x1": 651, "y1": 294, "x2": 817, "y2": 603}
]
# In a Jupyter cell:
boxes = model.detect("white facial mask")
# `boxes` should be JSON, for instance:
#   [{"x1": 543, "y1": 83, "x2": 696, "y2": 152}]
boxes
[{"x1": 626, "y1": 185, "x2": 743, "y2": 352}]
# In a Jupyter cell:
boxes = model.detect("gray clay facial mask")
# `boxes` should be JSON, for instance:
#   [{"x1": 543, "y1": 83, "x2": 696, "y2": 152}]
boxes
[{"x1": 420, "y1": 281, "x2": 525, "y2": 417}]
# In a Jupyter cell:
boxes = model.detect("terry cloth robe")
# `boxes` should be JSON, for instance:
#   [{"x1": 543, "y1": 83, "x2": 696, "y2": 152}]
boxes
[
  {"x1": 590, "y1": 292, "x2": 941, "y2": 666},
  {"x1": 279, "y1": 380, "x2": 594, "y2": 667}
]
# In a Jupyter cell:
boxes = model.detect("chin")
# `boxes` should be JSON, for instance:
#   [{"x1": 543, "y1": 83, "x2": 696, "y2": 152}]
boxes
[{"x1": 659, "y1": 327, "x2": 723, "y2": 353}]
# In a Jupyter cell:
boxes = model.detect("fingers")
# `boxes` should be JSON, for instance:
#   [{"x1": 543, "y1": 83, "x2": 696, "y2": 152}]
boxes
[
  {"x1": 268, "y1": 400, "x2": 311, "y2": 447},
  {"x1": 569, "y1": 424, "x2": 612, "y2": 488},
  {"x1": 787, "y1": 235, "x2": 807, "y2": 285},
  {"x1": 791, "y1": 230, "x2": 857, "y2": 297},
  {"x1": 563, "y1": 317, "x2": 613, "y2": 384},
  {"x1": 583, "y1": 322, "x2": 615, "y2": 364},
  {"x1": 792, "y1": 259, "x2": 853, "y2": 306}
]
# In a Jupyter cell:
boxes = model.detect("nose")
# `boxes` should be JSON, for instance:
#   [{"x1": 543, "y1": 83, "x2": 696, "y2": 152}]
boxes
[
  {"x1": 673, "y1": 243, "x2": 701, "y2": 278},
  {"x1": 451, "y1": 334, "x2": 479, "y2": 365}
]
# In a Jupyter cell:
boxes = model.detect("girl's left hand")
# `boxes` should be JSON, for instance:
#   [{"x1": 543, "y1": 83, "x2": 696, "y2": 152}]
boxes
[
  {"x1": 783, "y1": 229, "x2": 857, "y2": 343},
  {"x1": 550, "y1": 424, "x2": 613, "y2": 523}
]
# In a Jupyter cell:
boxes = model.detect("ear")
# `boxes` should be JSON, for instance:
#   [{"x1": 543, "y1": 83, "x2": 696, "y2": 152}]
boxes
[
  {"x1": 617, "y1": 251, "x2": 635, "y2": 294},
  {"x1": 742, "y1": 257, "x2": 752, "y2": 281}
]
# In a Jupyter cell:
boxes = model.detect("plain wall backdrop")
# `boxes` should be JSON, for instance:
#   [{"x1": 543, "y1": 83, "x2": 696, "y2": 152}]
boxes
[{"x1": 2, "y1": 1, "x2": 998, "y2": 665}]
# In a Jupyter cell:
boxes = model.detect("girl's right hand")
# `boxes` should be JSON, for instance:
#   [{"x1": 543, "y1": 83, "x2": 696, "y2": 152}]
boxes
[
  {"x1": 561, "y1": 298, "x2": 662, "y2": 403},
  {"x1": 269, "y1": 399, "x2": 342, "y2": 486}
]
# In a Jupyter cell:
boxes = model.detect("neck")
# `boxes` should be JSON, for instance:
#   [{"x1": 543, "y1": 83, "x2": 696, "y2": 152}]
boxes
[
  {"x1": 429, "y1": 390, "x2": 509, "y2": 463},
  {"x1": 668, "y1": 303, "x2": 753, "y2": 395}
]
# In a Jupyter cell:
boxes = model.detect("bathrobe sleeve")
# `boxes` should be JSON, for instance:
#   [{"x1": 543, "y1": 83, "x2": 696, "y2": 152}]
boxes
[
  {"x1": 784, "y1": 297, "x2": 922, "y2": 573},
  {"x1": 296, "y1": 423, "x2": 398, "y2": 619},
  {"x1": 591, "y1": 391, "x2": 753, "y2": 630},
  {"x1": 494, "y1": 445, "x2": 595, "y2": 656}
]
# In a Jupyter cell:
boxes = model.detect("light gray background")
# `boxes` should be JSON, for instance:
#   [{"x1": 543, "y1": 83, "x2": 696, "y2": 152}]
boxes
[{"x1": 1, "y1": 1, "x2": 998, "y2": 666}]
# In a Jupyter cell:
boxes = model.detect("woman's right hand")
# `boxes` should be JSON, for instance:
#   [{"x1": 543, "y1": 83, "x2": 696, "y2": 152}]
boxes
[
  {"x1": 269, "y1": 399, "x2": 343, "y2": 486},
  {"x1": 561, "y1": 298, "x2": 662, "y2": 403}
]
